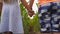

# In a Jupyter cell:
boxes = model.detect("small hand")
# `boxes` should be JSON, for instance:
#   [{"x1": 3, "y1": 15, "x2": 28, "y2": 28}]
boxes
[{"x1": 28, "y1": 10, "x2": 35, "y2": 17}]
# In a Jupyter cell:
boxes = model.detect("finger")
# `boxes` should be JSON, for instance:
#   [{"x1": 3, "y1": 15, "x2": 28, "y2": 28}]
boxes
[
  {"x1": 28, "y1": 11, "x2": 35, "y2": 17},
  {"x1": 29, "y1": 13, "x2": 33, "y2": 17},
  {"x1": 28, "y1": 13, "x2": 33, "y2": 17}
]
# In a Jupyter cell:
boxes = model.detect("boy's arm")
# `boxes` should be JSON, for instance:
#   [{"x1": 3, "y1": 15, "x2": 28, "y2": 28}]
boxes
[
  {"x1": 21, "y1": 0, "x2": 34, "y2": 11},
  {"x1": 29, "y1": 0, "x2": 34, "y2": 10},
  {"x1": 21, "y1": 0, "x2": 34, "y2": 17}
]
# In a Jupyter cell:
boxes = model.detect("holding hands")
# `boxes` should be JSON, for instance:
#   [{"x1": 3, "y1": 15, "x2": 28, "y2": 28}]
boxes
[
  {"x1": 27, "y1": 0, "x2": 34, "y2": 17},
  {"x1": 21, "y1": 0, "x2": 34, "y2": 17},
  {"x1": 28, "y1": 9, "x2": 34, "y2": 17}
]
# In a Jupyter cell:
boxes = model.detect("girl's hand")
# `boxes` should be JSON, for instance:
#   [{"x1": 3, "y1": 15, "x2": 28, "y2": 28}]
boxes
[{"x1": 27, "y1": 5, "x2": 35, "y2": 17}]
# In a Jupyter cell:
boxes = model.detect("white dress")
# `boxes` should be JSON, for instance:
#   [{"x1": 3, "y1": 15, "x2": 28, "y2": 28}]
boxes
[{"x1": 0, "y1": 0, "x2": 24, "y2": 34}]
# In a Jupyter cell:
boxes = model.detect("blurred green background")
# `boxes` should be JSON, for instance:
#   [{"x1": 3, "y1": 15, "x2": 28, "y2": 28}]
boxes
[{"x1": 20, "y1": 2, "x2": 40, "y2": 34}]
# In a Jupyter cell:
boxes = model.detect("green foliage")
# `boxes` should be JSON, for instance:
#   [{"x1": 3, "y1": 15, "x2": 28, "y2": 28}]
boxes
[
  {"x1": 20, "y1": 2, "x2": 29, "y2": 34},
  {"x1": 20, "y1": 2, "x2": 40, "y2": 34}
]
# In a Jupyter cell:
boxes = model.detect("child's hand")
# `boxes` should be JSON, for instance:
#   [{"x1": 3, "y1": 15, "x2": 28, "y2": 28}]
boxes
[{"x1": 28, "y1": 10, "x2": 35, "y2": 17}]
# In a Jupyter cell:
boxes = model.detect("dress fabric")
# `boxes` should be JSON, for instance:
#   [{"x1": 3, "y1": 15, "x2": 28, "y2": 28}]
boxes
[
  {"x1": 0, "y1": 0, "x2": 24, "y2": 34},
  {"x1": 38, "y1": 2, "x2": 60, "y2": 32}
]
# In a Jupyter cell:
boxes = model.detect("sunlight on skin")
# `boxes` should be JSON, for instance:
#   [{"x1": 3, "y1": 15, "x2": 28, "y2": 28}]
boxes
[
  {"x1": 26, "y1": 0, "x2": 38, "y2": 19},
  {"x1": 26, "y1": 0, "x2": 38, "y2": 13},
  {"x1": 19, "y1": 0, "x2": 38, "y2": 13},
  {"x1": 28, "y1": 0, "x2": 38, "y2": 19},
  {"x1": 18, "y1": 0, "x2": 38, "y2": 18},
  {"x1": 26, "y1": 0, "x2": 30, "y2": 3},
  {"x1": 32, "y1": 0, "x2": 38, "y2": 13}
]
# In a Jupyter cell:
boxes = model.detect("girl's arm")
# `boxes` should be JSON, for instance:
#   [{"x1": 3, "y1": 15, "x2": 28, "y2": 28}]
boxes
[
  {"x1": 21, "y1": 0, "x2": 31, "y2": 11},
  {"x1": 21, "y1": 0, "x2": 34, "y2": 17},
  {"x1": 21, "y1": 0, "x2": 34, "y2": 12}
]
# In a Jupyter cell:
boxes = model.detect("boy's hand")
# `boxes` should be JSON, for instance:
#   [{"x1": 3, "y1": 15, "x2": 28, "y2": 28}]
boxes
[{"x1": 28, "y1": 10, "x2": 35, "y2": 17}]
